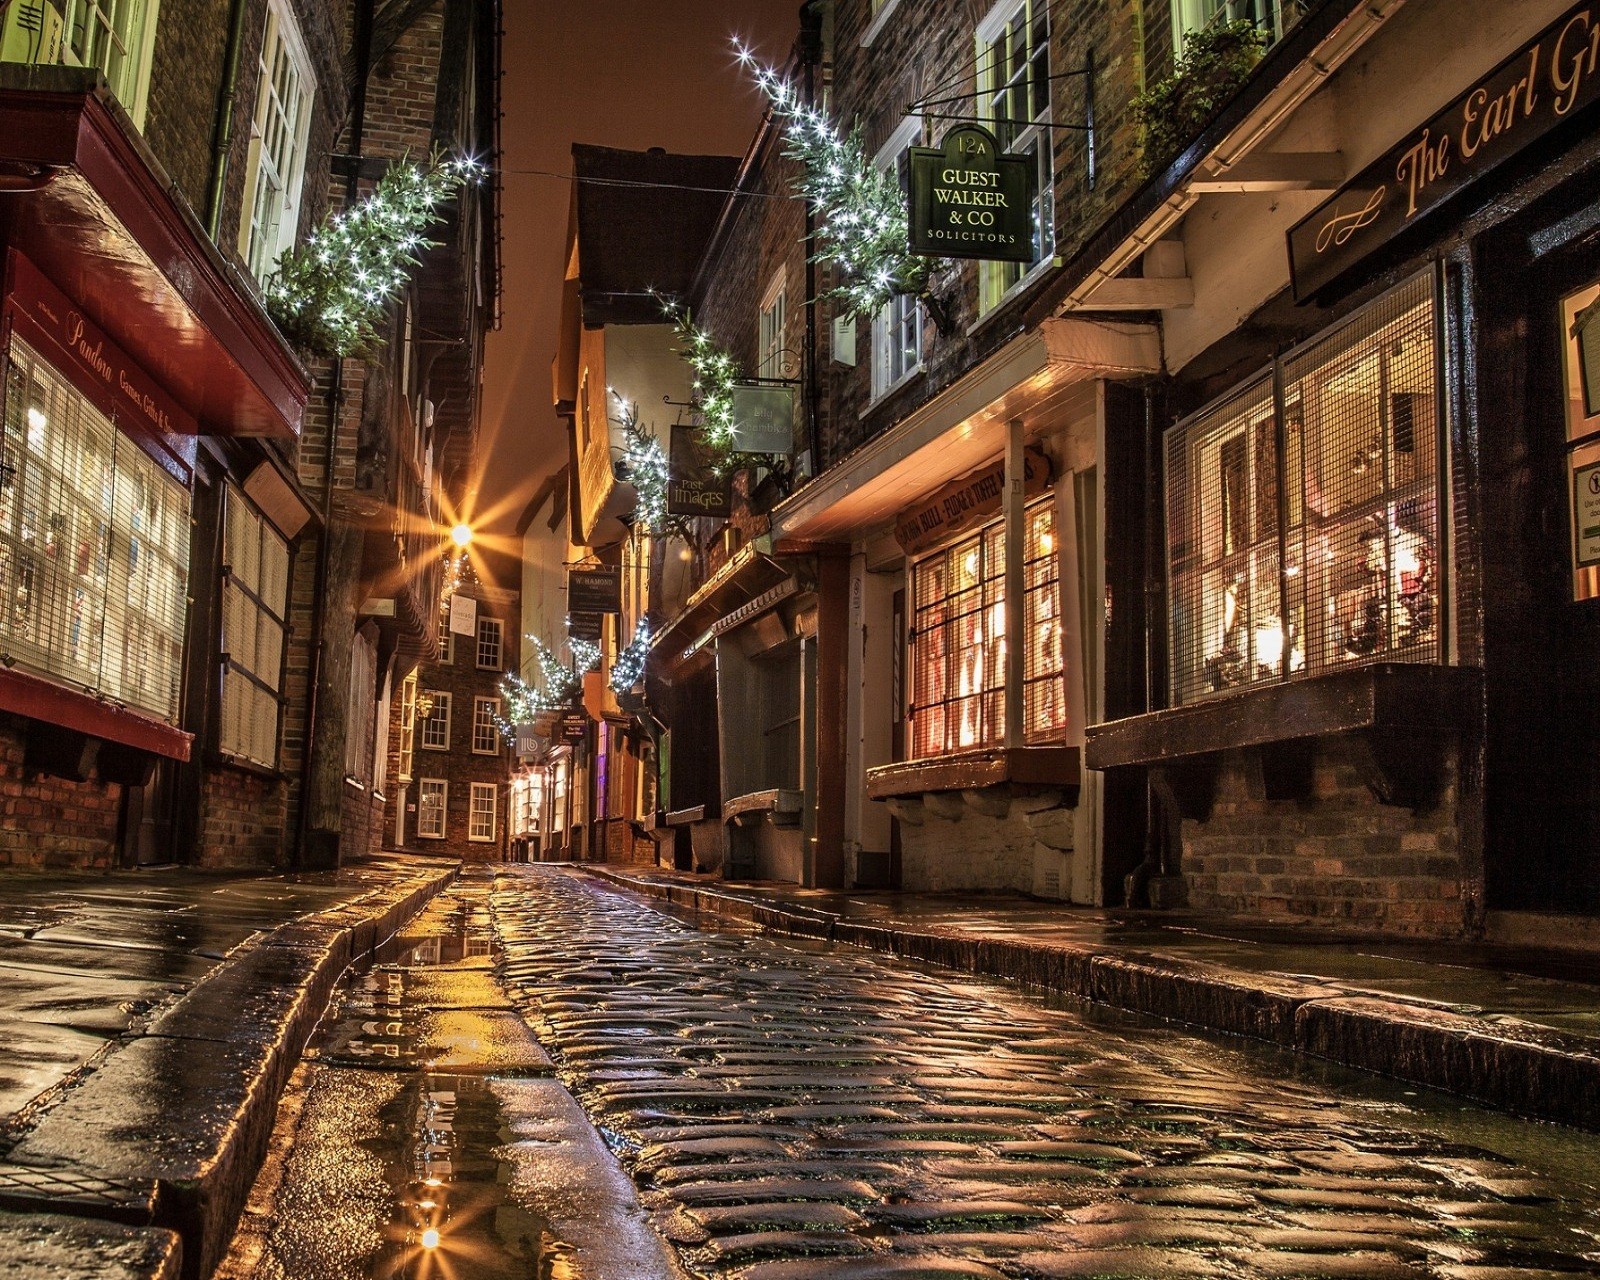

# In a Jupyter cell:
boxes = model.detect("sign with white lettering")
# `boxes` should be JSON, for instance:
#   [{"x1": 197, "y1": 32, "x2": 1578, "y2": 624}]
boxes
[
  {"x1": 1290, "y1": 2, "x2": 1600, "y2": 300},
  {"x1": 730, "y1": 384, "x2": 796, "y2": 455},
  {"x1": 568, "y1": 566, "x2": 622, "y2": 614},
  {"x1": 908, "y1": 124, "x2": 1035, "y2": 263},
  {"x1": 894, "y1": 446, "x2": 1053, "y2": 556},
  {"x1": 667, "y1": 424, "x2": 732, "y2": 516}
]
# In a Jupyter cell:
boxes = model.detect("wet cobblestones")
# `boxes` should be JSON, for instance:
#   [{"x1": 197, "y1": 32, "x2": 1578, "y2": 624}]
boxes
[{"x1": 493, "y1": 867, "x2": 1600, "y2": 1280}]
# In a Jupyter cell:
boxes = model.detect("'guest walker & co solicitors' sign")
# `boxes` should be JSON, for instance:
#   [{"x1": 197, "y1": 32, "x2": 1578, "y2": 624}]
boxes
[{"x1": 1289, "y1": 2, "x2": 1600, "y2": 300}]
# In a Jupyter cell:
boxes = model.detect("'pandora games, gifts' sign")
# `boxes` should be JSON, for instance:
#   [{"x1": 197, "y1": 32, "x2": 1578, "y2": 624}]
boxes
[
  {"x1": 909, "y1": 125, "x2": 1035, "y2": 262},
  {"x1": 1290, "y1": 2, "x2": 1600, "y2": 300},
  {"x1": 895, "y1": 446, "x2": 1053, "y2": 555}
]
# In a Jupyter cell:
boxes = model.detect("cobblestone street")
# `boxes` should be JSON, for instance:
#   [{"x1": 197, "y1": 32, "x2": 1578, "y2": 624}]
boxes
[{"x1": 492, "y1": 867, "x2": 1600, "y2": 1280}]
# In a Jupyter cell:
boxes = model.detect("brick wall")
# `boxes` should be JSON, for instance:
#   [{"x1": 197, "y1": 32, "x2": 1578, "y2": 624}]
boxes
[
  {"x1": 0, "y1": 719, "x2": 120, "y2": 869},
  {"x1": 1178, "y1": 735, "x2": 1476, "y2": 936},
  {"x1": 198, "y1": 767, "x2": 289, "y2": 870}
]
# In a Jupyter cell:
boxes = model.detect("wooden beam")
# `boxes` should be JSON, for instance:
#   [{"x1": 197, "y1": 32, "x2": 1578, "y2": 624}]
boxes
[
  {"x1": 1189, "y1": 151, "x2": 1346, "y2": 193},
  {"x1": 1080, "y1": 276, "x2": 1195, "y2": 311}
]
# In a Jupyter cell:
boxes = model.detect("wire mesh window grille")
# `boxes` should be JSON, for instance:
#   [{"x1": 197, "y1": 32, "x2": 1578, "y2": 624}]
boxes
[
  {"x1": 417, "y1": 777, "x2": 446, "y2": 839},
  {"x1": 240, "y1": 0, "x2": 312, "y2": 284},
  {"x1": 472, "y1": 695, "x2": 499, "y2": 755},
  {"x1": 909, "y1": 498, "x2": 1065, "y2": 757},
  {"x1": 1167, "y1": 272, "x2": 1443, "y2": 707},
  {"x1": 419, "y1": 690, "x2": 450, "y2": 750},
  {"x1": 469, "y1": 782, "x2": 496, "y2": 842},
  {"x1": 475, "y1": 615, "x2": 502, "y2": 670},
  {"x1": 220, "y1": 486, "x2": 288, "y2": 766},
  {"x1": 0, "y1": 336, "x2": 189, "y2": 724},
  {"x1": 977, "y1": 0, "x2": 1053, "y2": 309}
]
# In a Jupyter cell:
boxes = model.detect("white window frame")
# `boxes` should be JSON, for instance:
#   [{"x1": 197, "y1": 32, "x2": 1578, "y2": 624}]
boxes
[
  {"x1": 397, "y1": 671, "x2": 417, "y2": 782},
  {"x1": 468, "y1": 782, "x2": 497, "y2": 843},
  {"x1": 219, "y1": 484, "x2": 289, "y2": 768},
  {"x1": 238, "y1": 0, "x2": 314, "y2": 285},
  {"x1": 472, "y1": 696, "x2": 500, "y2": 755},
  {"x1": 475, "y1": 615, "x2": 503, "y2": 670},
  {"x1": 758, "y1": 270, "x2": 788, "y2": 381},
  {"x1": 419, "y1": 689, "x2": 451, "y2": 750},
  {"x1": 860, "y1": 0, "x2": 904, "y2": 48},
  {"x1": 872, "y1": 117, "x2": 925, "y2": 400},
  {"x1": 60, "y1": 0, "x2": 160, "y2": 128},
  {"x1": 417, "y1": 778, "x2": 447, "y2": 839},
  {"x1": 1172, "y1": 0, "x2": 1292, "y2": 49},
  {"x1": 976, "y1": 0, "x2": 1055, "y2": 315}
]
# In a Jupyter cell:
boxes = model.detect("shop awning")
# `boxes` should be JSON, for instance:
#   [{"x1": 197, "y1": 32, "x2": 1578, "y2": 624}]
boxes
[
  {"x1": 771, "y1": 317, "x2": 1158, "y2": 543},
  {"x1": 0, "y1": 69, "x2": 309, "y2": 438},
  {"x1": 651, "y1": 543, "x2": 794, "y2": 669}
]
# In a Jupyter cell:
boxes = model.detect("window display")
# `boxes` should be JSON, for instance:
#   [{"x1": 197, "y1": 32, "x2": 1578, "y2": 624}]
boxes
[
  {"x1": 909, "y1": 498, "x2": 1065, "y2": 757},
  {"x1": 0, "y1": 337, "x2": 189, "y2": 723},
  {"x1": 1168, "y1": 273, "x2": 1442, "y2": 706}
]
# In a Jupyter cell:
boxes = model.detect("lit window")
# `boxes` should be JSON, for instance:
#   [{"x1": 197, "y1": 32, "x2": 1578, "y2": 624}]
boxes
[
  {"x1": 976, "y1": 0, "x2": 1053, "y2": 312},
  {"x1": 1172, "y1": 0, "x2": 1296, "y2": 49},
  {"x1": 238, "y1": 0, "x2": 313, "y2": 284},
  {"x1": 419, "y1": 690, "x2": 450, "y2": 750},
  {"x1": 475, "y1": 616, "x2": 502, "y2": 670},
  {"x1": 472, "y1": 696, "x2": 499, "y2": 755},
  {"x1": 219, "y1": 486, "x2": 289, "y2": 767},
  {"x1": 0, "y1": 335, "x2": 189, "y2": 724},
  {"x1": 417, "y1": 778, "x2": 447, "y2": 839},
  {"x1": 468, "y1": 782, "x2": 496, "y2": 842},
  {"x1": 758, "y1": 271, "x2": 787, "y2": 380},
  {"x1": 1167, "y1": 273, "x2": 1442, "y2": 705},
  {"x1": 873, "y1": 118, "x2": 924, "y2": 399},
  {"x1": 909, "y1": 499, "x2": 1065, "y2": 757}
]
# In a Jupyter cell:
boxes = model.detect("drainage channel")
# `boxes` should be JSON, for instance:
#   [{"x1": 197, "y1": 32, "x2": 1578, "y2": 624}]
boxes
[{"x1": 217, "y1": 870, "x2": 592, "y2": 1280}]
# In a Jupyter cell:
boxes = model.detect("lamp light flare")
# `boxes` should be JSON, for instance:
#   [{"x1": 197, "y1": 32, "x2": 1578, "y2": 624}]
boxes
[
  {"x1": 421, "y1": 1228, "x2": 441, "y2": 1249},
  {"x1": 450, "y1": 523, "x2": 473, "y2": 549}
]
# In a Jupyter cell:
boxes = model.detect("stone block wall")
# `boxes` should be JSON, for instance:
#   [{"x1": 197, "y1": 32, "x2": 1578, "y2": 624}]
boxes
[
  {"x1": 1178, "y1": 734, "x2": 1477, "y2": 936},
  {"x1": 886, "y1": 787, "x2": 1078, "y2": 896}
]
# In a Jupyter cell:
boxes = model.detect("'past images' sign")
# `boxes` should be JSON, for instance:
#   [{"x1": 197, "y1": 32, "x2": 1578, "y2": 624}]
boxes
[{"x1": 909, "y1": 124, "x2": 1035, "y2": 263}]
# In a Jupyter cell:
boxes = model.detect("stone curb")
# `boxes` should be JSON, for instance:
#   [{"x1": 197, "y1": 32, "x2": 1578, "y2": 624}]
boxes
[
  {"x1": 0, "y1": 861, "x2": 460, "y2": 1280},
  {"x1": 587, "y1": 868, "x2": 1600, "y2": 1132}
]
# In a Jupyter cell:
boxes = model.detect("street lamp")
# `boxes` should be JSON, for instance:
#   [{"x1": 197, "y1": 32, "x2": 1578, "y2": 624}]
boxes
[{"x1": 450, "y1": 522, "x2": 473, "y2": 549}]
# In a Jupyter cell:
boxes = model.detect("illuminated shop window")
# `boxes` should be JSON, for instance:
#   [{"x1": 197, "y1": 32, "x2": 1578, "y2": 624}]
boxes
[
  {"x1": 0, "y1": 335, "x2": 189, "y2": 723},
  {"x1": 1167, "y1": 272, "x2": 1442, "y2": 706},
  {"x1": 220, "y1": 485, "x2": 289, "y2": 767},
  {"x1": 909, "y1": 498, "x2": 1065, "y2": 757}
]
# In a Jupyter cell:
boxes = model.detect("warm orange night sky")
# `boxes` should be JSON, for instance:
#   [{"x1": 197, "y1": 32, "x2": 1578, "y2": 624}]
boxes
[{"x1": 473, "y1": 0, "x2": 804, "y2": 544}]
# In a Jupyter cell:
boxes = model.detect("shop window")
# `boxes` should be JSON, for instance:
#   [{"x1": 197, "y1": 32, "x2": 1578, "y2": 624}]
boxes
[
  {"x1": 472, "y1": 695, "x2": 499, "y2": 755},
  {"x1": 1167, "y1": 272, "x2": 1442, "y2": 706},
  {"x1": 758, "y1": 271, "x2": 787, "y2": 380},
  {"x1": 0, "y1": 336, "x2": 189, "y2": 724},
  {"x1": 238, "y1": 0, "x2": 313, "y2": 285},
  {"x1": 873, "y1": 118, "x2": 923, "y2": 399},
  {"x1": 419, "y1": 689, "x2": 450, "y2": 750},
  {"x1": 475, "y1": 615, "x2": 502, "y2": 670},
  {"x1": 219, "y1": 486, "x2": 289, "y2": 767},
  {"x1": 909, "y1": 498, "x2": 1065, "y2": 757},
  {"x1": 344, "y1": 628, "x2": 377, "y2": 783},
  {"x1": 1172, "y1": 0, "x2": 1302, "y2": 49},
  {"x1": 469, "y1": 781, "x2": 496, "y2": 842},
  {"x1": 976, "y1": 0, "x2": 1053, "y2": 312},
  {"x1": 417, "y1": 777, "x2": 447, "y2": 839}
]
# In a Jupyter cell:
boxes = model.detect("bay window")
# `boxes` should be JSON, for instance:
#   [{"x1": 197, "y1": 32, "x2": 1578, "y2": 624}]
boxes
[
  {"x1": 1168, "y1": 272, "x2": 1443, "y2": 706},
  {"x1": 909, "y1": 499, "x2": 1065, "y2": 756}
]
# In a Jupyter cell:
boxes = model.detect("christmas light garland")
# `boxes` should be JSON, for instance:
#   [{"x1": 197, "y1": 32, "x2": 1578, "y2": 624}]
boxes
[
  {"x1": 608, "y1": 617, "x2": 651, "y2": 697},
  {"x1": 739, "y1": 45, "x2": 937, "y2": 320},
  {"x1": 265, "y1": 152, "x2": 485, "y2": 358},
  {"x1": 495, "y1": 635, "x2": 600, "y2": 743},
  {"x1": 614, "y1": 399, "x2": 671, "y2": 535}
]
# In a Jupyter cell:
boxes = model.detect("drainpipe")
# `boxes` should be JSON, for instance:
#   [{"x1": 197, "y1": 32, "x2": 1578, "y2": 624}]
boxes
[
  {"x1": 296, "y1": 0, "x2": 376, "y2": 866},
  {"x1": 798, "y1": 1, "x2": 824, "y2": 469},
  {"x1": 204, "y1": 0, "x2": 250, "y2": 241}
]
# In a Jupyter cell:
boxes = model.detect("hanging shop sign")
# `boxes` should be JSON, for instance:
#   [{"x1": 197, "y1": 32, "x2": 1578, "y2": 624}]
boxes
[
  {"x1": 447, "y1": 592, "x2": 478, "y2": 636},
  {"x1": 667, "y1": 423, "x2": 732, "y2": 516},
  {"x1": 908, "y1": 124, "x2": 1035, "y2": 263},
  {"x1": 729, "y1": 384, "x2": 796, "y2": 455},
  {"x1": 1290, "y1": 2, "x2": 1600, "y2": 301},
  {"x1": 567, "y1": 611, "x2": 603, "y2": 643},
  {"x1": 568, "y1": 566, "x2": 622, "y2": 614},
  {"x1": 894, "y1": 446, "x2": 1054, "y2": 555}
]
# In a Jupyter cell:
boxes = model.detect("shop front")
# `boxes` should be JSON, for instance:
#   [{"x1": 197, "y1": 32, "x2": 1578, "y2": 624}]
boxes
[
  {"x1": 1084, "y1": 0, "x2": 1600, "y2": 934},
  {"x1": 0, "y1": 75, "x2": 306, "y2": 866}
]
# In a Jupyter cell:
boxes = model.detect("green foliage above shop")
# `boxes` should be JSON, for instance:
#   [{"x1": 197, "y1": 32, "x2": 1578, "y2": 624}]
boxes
[{"x1": 1133, "y1": 20, "x2": 1266, "y2": 177}]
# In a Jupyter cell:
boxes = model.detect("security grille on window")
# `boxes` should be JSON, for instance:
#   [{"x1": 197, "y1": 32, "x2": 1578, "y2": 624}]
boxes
[
  {"x1": 758, "y1": 272, "x2": 787, "y2": 380},
  {"x1": 873, "y1": 119, "x2": 923, "y2": 398},
  {"x1": 475, "y1": 616, "x2": 502, "y2": 670},
  {"x1": 909, "y1": 499, "x2": 1066, "y2": 757},
  {"x1": 417, "y1": 778, "x2": 447, "y2": 839},
  {"x1": 977, "y1": 0, "x2": 1053, "y2": 311},
  {"x1": 469, "y1": 782, "x2": 497, "y2": 842},
  {"x1": 63, "y1": 0, "x2": 157, "y2": 124},
  {"x1": 239, "y1": 0, "x2": 313, "y2": 284},
  {"x1": 419, "y1": 690, "x2": 450, "y2": 750},
  {"x1": 472, "y1": 696, "x2": 500, "y2": 754},
  {"x1": 220, "y1": 486, "x2": 289, "y2": 767},
  {"x1": 1167, "y1": 272, "x2": 1443, "y2": 707},
  {"x1": 0, "y1": 336, "x2": 189, "y2": 724}
]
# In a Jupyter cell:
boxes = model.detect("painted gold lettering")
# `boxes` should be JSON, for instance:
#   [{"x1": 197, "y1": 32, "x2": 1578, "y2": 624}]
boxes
[{"x1": 1552, "y1": 12, "x2": 1599, "y2": 116}]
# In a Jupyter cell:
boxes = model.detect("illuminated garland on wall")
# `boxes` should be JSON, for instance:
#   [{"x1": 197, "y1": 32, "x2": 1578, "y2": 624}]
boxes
[
  {"x1": 496, "y1": 635, "x2": 600, "y2": 743},
  {"x1": 614, "y1": 400, "x2": 671, "y2": 535},
  {"x1": 264, "y1": 152, "x2": 485, "y2": 358},
  {"x1": 608, "y1": 617, "x2": 651, "y2": 697},
  {"x1": 740, "y1": 47, "x2": 935, "y2": 320}
]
